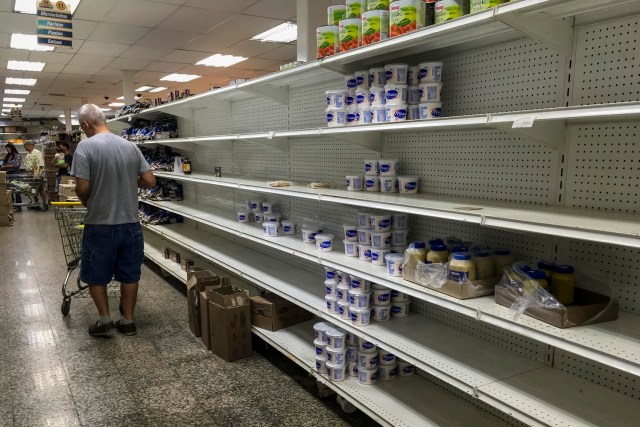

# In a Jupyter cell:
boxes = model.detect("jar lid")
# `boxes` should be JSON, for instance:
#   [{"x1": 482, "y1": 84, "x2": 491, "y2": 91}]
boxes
[
  {"x1": 494, "y1": 248, "x2": 511, "y2": 256},
  {"x1": 453, "y1": 252, "x2": 471, "y2": 261},
  {"x1": 538, "y1": 260, "x2": 555, "y2": 270},
  {"x1": 554, "y1": 264, "x2": 575, "y2": 274},
  {"x1": 526, "y1": 270, "x2": 546, "y2": 280},
  {"x1": 410, "y1": 242, "x2": 426, "y2": 249},
  {"x1": 520, "y1": 265, "x2": 532, "y2": 272},
  {"x1": 429, "y1": 239, "x2": 444, "y2": 245},
  {"x1": 430, "y1": 244, "x2": 447, "y2": 251},
  {"x1": 473, "y1": 251, "x2": 490, "y2": 257},
  {"x1": 451, "y1": 246, "x2": 468, "y2": 253}
]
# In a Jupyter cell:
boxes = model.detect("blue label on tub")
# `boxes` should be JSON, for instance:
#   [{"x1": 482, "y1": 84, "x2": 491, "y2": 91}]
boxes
[
  {"x1": 386, "y1": 90, "x2": 399, "y2": 100},
  {"x1": 418, "y1": 69, "x2": 427, "y2": 80},
  {"x1": 380, "y1": 164, "x2": 391, "y2": 173},
  {"x1": 346, "y1": 230, "x2": 357, "y2": 238},
  {"x1": 326, "y1": 286, "x2": 333, "y2": 294},
  {"x1": 327, "y1": 112, "x2": 334, "y2": 123},
  {"x1": 346, "y1": 178, "x2": 351, "y2": 187},
  {"x1": 385, "y1": 235, "x2": 393, "y2": 245},
  {"x1": 346, "y1": 95, "x2": 355, "y2": 105},
  {"x1": 284, "y1": 225, "x2": 292, "y2": 232},
  {"x1": 316, "y1": 360, "x2": 322, "y2": 369},
  {"x1": 405, "y1": 182, "x2": 417, "y2": 191},
  {"x1": 316, "y1": 346, "x2": 324, "y2": 355},
  {"x1": 254, "y1": 214, "x2": 262, "y2": 220},
  {"x1": 320, "y1": 241, "x2": 332, "y2": 249},
  {"x1": 238, "y1": 215, "x2": 246, "y2": 221},
  {"x1": 365, "y1": 162, "x2": 373, "y2": 172},
  {"x1": 382, "y1": 353, "x2": 395, "y2": 362},
  {"x1": 337, "y1": 305, "x2": 344, "y2": 315},
  {"x1": 326, "y1": 96, "x2": 330, "y2": 105},
  {"x1": 392, "y1": 305, "x2": 402, "y2": 314},
  {"x1": 370, "y1": 92, "x2": 376, "y2": 103},
  {"x1": 431, "y1": 108, "x2": 442, "y2": 118},
  {"x1": 379, "y1": 219, "x2": 391, "y2": 229},
  {"x1": 372, "y1": 252, "x2": 379, "y2": 261},
  {"x1": 347, "y1": 78, "x2": 357, "y2": 89},
  {"x1": 378, "y1": 294, "x2": 390, "y2": 303},
  {"x1": 250, "y1": 202, "x2": 258, "y2": 209},
  {"x1": 326, "y1": 271, "x2": 335, "y2": 279},
  {"x1": 364, "y1": 249, "x2": 371, "y2": 257},
  {"x1": 394, "y1": 109, "x2": 407, "y2": 119},
  {"x1": 392, "y1": 290, "x2": 400, "y2": 297},
  {"x1": 356, "y1": 94, "x2": 366, "y2": 104},
  {"x1": 309, "y1": 232, "x2": 319, "y2": 240},
  {"x1": 403, "y1": 365, "x2": 414, "y2": 374},
  {"x1": 356, "y1": 75, "x2": 365, "y2": 86},
  {"x1": 386, "y1": 70, "x2": 393, "y2": 80},
  {"x1": 350, "y1": 311, "x2": 358, "y2": 321},
  {"x1": 362, "y1": 341, "x2": 375, "y2": 350},
  {"x1": 365, "y1": 179, "x2": 376, "y2": 188},
  {"x1": 434, "y1": 66, "x2": 442, "y2": 81},
  {"x1": 347, "y1": 113, "x2": 358, "y2": 123}
]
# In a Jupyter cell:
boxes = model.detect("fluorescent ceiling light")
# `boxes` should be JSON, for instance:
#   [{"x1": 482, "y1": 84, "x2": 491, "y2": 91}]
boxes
[
  {"x1": 4, "y1": 97, "x2": 26, "y2": 103},
  {"x1": 14, "y1": 0, "x2": 81, "y2": 14},
  {"x1": 160, "y1": 73, "x2": 201, "y2": 82},
  {"x1": 5, "y1": 77, "x2": 37, "y2": 86},
  {"x1": 1, "y1": 109, "x2": 11, "y2": 113},
  {"x1": 196, "y1": 54, "x2": 247, "y2": 68},
  {"x1": 4, "y1": 89, "x2": 31, "y2": 95},
  {"x1": 251, "y1": 22, "x2": 298, "y2": 43},
  {"x1": 7, "y1": 60, "x2": 46, "y2": 72},
  {"x1": 58, "y1": 114, "x2": 76, "y2": 118},
  {"x1": 3, "y1": 104, "x2": 23, "y2": 108},
  {"x1": 149, "y1": 87, "x2": 167, "y2": 93},
  {"x1": 135, "y1": 86, "x2": 153, "y2": 92},
  {"x1": 100, "y1": 108, "x2": 111, "y2": 111},
  {"x1": 109, "y1": 102, "x2": 125, "y2": 107},
  {"x1": 117, "y1": 96, "x2": 124, "y2": 100},
  {"x1": 10, "y1": 34, "x2": 54, "y2": 52}
]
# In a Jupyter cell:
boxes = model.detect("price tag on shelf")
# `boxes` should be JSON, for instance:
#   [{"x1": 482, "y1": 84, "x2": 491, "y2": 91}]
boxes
[
  {"x1": 512, "y1": 116, "x2": 535, "y2": 128},
  {"x1": 267, "y1": 131, "x2": 275, "y2": 140}
]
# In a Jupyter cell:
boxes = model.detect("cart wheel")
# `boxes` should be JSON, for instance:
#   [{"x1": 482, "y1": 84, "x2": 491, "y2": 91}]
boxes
[
  {"x1": 42, "y1": 203, "x2": 49, "y2": 211},
  {"x1": 61, "y1": 299, "x2": 71, "y2": 317}
]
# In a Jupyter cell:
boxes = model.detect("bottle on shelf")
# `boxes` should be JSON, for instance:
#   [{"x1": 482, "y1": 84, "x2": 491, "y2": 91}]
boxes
[
  {"x1": 472, "y1": 251, "x2": 495, "y2": 280},
  {"x1": 426, "y1": 243, "x2": 449, "y2": 264},
  {"x1": 448, "y1": 252, "x2": 476, "y2": 282},
  {"x1": 551, "y1": 265, "x2": 576, "y2": 306},
  {"x1": 537, "y1": 260, "x2": 555, "y2": 290},
  {"x1": 182, "y1": 157, "x2": 192, "y2": 175},
  {"x1": 493, "y1": 248, "x2": 514, "y2": 276},
  {"x1": 525, "y1": 270, "x2": 548, "y2": 290}
]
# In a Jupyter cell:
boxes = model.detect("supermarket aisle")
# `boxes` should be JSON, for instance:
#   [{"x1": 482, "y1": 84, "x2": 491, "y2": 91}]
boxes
[{"x1": 0, "y1": 211, "x2": 352, "y2": 427}]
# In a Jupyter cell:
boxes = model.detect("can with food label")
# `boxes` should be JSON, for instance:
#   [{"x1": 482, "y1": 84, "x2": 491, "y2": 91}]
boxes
[
  {"x1": 435, "y1": 0, "x2": 469, "y2": 24},
  {"x1": 389, "y1": 0, "x2": 426, "y2": 38},
  {"x1": 362, "y1": 10, "x2": 390, "y2": 46},
  {"x1": 470, "y1": 0, "x2": 507, "y2": 14},
  {"x1": 339, "y1": 19, "x2": 361, "y2": 52},
  {"x1": 317, "y1": 26, "x2": 339, "y2": 58}
]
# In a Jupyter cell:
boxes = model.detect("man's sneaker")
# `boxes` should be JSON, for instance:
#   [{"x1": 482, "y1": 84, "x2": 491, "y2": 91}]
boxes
[
  {"x1": 88, "y1": 320, "x2": 114, "y2": 337},
  {"x1": 115, "y1": 320, "x2": 137, "y2": 336}
]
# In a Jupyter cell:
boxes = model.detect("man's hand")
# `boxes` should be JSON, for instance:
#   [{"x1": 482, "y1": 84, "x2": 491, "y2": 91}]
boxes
[
  {"x1": 75, "y1": 177, "x2": 91, "y2": 203},
  {"x1": 138, "y1": 170, "x2": 156, "y2": 189}
]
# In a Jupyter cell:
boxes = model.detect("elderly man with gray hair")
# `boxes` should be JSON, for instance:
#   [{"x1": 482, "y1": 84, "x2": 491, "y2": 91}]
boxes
[{"x1": 71, "y1": 104, "x2": 156, "y2": 337}]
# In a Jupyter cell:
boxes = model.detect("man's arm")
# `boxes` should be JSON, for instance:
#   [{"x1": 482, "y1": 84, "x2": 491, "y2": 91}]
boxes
[
  {"x1": 138, "y1": 170, "x2": 156, "y2": 189},
  {"x1": 75, "y1": 177, "x2": 91, "y2": 203}
]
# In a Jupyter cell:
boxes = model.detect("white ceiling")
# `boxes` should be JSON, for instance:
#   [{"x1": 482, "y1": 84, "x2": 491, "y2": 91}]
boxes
[{"x1": 0, "y1": 0, "x2": 298, "y2": 119}]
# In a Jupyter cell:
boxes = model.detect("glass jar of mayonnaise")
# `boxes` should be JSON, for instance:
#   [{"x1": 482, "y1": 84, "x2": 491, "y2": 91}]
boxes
[
  {"x1": 472, "y1": 251, "x2": 495, "y2": 280},
  {"x1": 493, "y1": 248, "x2": 514, "y2": 275},
  {"x1": 427, "y1": 243, "x2": 449, "y2": 264},
  {"x1": 552, "y1": 264, "x2": 576, "y2": 306},
  {"x1": 448, "y1": 252, "x2": 477, "y2": 283},
  {"x1": 525, "y1": 270, "x2": 548, "y2": 289}
]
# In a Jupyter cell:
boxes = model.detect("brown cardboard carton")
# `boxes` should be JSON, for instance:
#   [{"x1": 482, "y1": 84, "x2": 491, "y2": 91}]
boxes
[
  {"x1": 196, "y1": 277, "x2": 231, "y2": 348},
  {"x1": 0, "y1": 172, "x2": 6, "y2": 184},
  {"x1": 185, "y1": 270, "x2": 219, "y2": 336},
  {"x1": 495, "y1": 286, "x2": 619, "y2": 329},
  {"x1": 59, "y1": 184, "x2": 76, "y2": 197},
  {"x1": 208, "y1": 287, "x2": 252, "y2": 362},
  {"x1": 250, "y1": 293, "x2": 312, "y2": 331},
  {"x1": 60, "y1": 176, "x2": 73, "y2": 185},
  {"x1": 0, "y1": 190, "x2": 11, "y2": 206},
  {"x1": 403, "y1": 263, "x2": 499, "y2": 299},
  {"x1": 0, "y1": 213, "x2": 14, "y2": 227}
]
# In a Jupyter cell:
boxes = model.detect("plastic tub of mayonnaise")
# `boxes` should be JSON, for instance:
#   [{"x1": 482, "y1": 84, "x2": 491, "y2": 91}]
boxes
[
  {"x1": 325, "y1": 295, "x2": 339, "y2": 314},
  {"x1": 392, "y1": 289, "x2": 407, "y2": 301},
  {"x1": 419, "y1": 102, "x2": 442, "y2": 119},
  {"x1": 378, "y1": 363, "x2": 398, "y2": 380},
  {"x1": 358, "y1": 368, "x2": 377, "y2": 385},
  {"x1": 343, "y1": 240, "x2": 359, "y2": 257},
  {"x1": 385, "y1": 64, "x2": 409, "y2": 85},
  {"x1": 418, "y1": 61, "x2": 443, "y2": 83},
  {"x1": 346, "y1": 175, "x2": 364, "y2": 191},
  {"x1": 358, "y1": 244, "x2": 372, "y2": 262},
  {"x1": 398, "y1": 176, "x2": 419, "y2": 194},
  {"x1": 357, "y1": 228, "x2": 372, "y2": 245},
  {"x1": 384, "y1": 84, "x2": 408, "y2": 105},
  {"x1": 338, "y1": 270, "x2": 349, "y2": 285},
  {"x1": 326, "y1": 347, "x2": 347, "y2": 365},
  {"x1": 358, "y1": 211, "x2": 372, "y2": 229},
  {"x1": 358, "y1": 339, "x2": 377, "y2": 353},
  {"x1": 350, "y1": 306, "x2": 372, "y2": 326},
  {"x1": 391, "y1": 213, "x2": 409, "y2": 229},
  {"x1": 343, "y1": 224, "x2": 359, "y2": 242},
  {"x1": 419, "y1": 82, "x2": 443, "y2": 102},
  {"x1": 253, "y1": 212, "x2": 263, "y2": 223},
  {"x1": 371, "y1": 231, "x2": 392, "y2": 249},
  {"x1": 379, "y1": 159, "x2": 399, "y2": 176},
  {"x1": 370, "y1": 213, "x2": 392, "y2": 231},
  {"x1": 372, "y1": 305, "x2": 391, "y2": 321},
  {"x1": 262, "y1": 222, "x2": 279, "y2": 237},
  {"x1": 349, "y1": 276, "x2": 371, "y2": 291},
  {"x1": 346, "y1": 346, "x2": 359, "y2": 363},
  {"x1": 348, "y1": 289, "x2": 371, "y2": 308},
  {"x1": 362, "y1": 10, "x2": 389, "y2": 46},
  {"x1": 372, "y1": 107, "x2": 387, "y2": 123},
  {"x1": 346, "y1": 111, "x2": 359, "y2": 127},
  {"x1": 315, "y1": 356, "x2": 327, "y2": 373},
  {"x1": 327, "y1": 107, "x2": 347, "y2": 127},
  {"x1": 407, "y1": 104, "x2": 420, "y2": 120},
  {"x1": 386, "y1": 253, "x2": 404, "y2": 276},
  {"x1": 355, "y1": 108, "x2": 373, "y2": 125},
  {"x1": 325, "y1": 362, "x2": 346, "y2": 382},
  {"x1": 369, "y1": 86, "x2": 386, "y2": 107},
  {"x1": 347, "y1": 360, "x2": 359, "y2": 377},
  {"x1": 386, "y1": 104, "x2": 408, "y2": 122},
  {"x1": 301, "y1": 225, "x2": 321, "y2": 243},
  {"x1": 315, "y1": 234, "x2": 335, "y2": 252},
  {"x1": 346, "y1": 332, "x2": 359, "y2": 346},
  {"x1": 408, "y1": 85, "x2": 421, "y2": 104},
  {"x1": 369, "y1": 67, "x2": 387, "y2": 87},
  {"x1": 248, "y1": 200, "x2": 263, "y2": 212},
  {"x1": 354, "y1": 69, "x2": 369, "y2": 89},
  {"x1": 325, "y1": 266, "x2": 338, "y2": 283},
  {"x1": 345, "y1": 75, "x2": 358, "y2": 92},
  {"x1": 358, "y1": 352, "x2": 378, "y2": 369},
  {"x1": 372, "y1": 287, "x2": 392, "y2": 306},
  {"x1": 345, "y1": 92, "x2": 357, "y2": 112},
  {"x1": 336, "y1": 284, "x2": 350, "y2": 302},
  {"x1": 371, "y1": 248, "x2": 391, "y2": 266},
  {"x1": 392, "y1": 297, "x2": 411, "y2": 317},
  {"x1": 314, "y1": 322, "x2": 330, "y2": 342},
  {"x1": 398, "y1": 360, "x2": 415, "y2": 376},
  {"x1": 364, "y1": 176, "x2": 380, "y2": 192},
  {"x1": 314, "y1": 339, "x2": 328, "y2": 357},
  {"x1": 379, "y1": 176, "x2": 398, "y2": 193},
  {"x1": 326, "y1": 90, "x2": 347, "y2": 108},
  {"x1": 337, "y1": 300, "x2": 350, "y2": 320},
  {"x1": 364, "y1": 159, "x2": 379, "y2": 176},
  {"x1": 327, "y1": 328, "x2": 346, "y2": 349},
  {"x1": 264, "y1": 213, "x2": 280, "y2": 222},
  {"x1": 325, "y1": 280, "x2": 337, "y2": 296},
  {"x1": 281, "y1": 221, "x2": 297, "y2": 235},
  {"x1": 379, "y1": 349, "x2": 397, "y2": 365},
  {"x1": 408, "y1": 66, "x2": 420, "y2": 85},
  {"x1": 355, "y1": 88, "x2": 370, "y2": 108}
]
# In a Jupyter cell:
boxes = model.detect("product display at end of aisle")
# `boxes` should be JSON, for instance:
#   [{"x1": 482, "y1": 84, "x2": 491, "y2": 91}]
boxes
[
  {"x1": 495, "y1": 262, "x2": 619, "y2": 329},
  {"x1": 314, "y1": 320, "x2": 415, "y2": 385},
  {"x1": 326, "y1": 61, "x2": 442, "y2": 127}
]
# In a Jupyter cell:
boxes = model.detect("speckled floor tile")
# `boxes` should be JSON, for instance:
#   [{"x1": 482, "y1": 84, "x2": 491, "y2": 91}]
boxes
[
  {"x1": 132, "y1": 380, "x2": 198, "y2": 416},
  {"x1": 68, "y1": 374, "x2": 138, "y2": 426},
  {"x1": 114, "y1": 356, "x2": 179, "y2": 392}
]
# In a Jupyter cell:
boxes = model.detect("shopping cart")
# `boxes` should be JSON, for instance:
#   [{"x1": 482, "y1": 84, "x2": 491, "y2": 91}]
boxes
[
  {"x1": 7, "y1": 173, "x2": 49, "y2": 210},
  {"x1": 53, "y1": 202, "x2": 119, "y2": 316}
]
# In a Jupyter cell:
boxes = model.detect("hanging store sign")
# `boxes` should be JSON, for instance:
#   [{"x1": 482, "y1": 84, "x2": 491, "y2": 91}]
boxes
[{"x1": 37, "y1": 0, "x2": 73, "y2": 48}]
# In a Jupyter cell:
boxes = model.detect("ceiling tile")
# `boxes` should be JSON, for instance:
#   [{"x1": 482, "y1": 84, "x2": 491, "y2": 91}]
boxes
[
  {"x1": 150, "y1": 0, "x2": 189, "y2": 4},
  {"x1": 73, "y1": 20, "x2": 100, "y2": 40},
  {"x1": 256, "y1": 44, "x2": 297, "y2": 61},
  {"x1": 136, "y1": 29, "x2": 199, "y2": 49},
  {"x1": 219, "y1": 40, "x2": 280, "y2": 58},
  {"x1": 134, "y1": 71, "x2": 170, "y2": 83},
  {"x1": 186, "y1": 15, "x2": 282, "y2": 52},
  {"x1": 185, "y1": 0, "x2": 257, "y2": 12},
  {"x1": 62, "y1": 64, "x2": 103, "y2": 75},
  {"x1": 27, "y1": 51, "x2": 74, "y2": 65},
  {"x1": 0, "y1": 0, "x2": 10, "y2": 12},
  {"x1": 89, "y1": 23, "x2": 150, "y2": 45},
  {"x1": 0, "y1": 48, "x2": 30, "y2": 61},
  {"x1": 234, "y1": 57, "x2": 283, "y2": 71},
  {"x1": 73, "y1": 0, "x2": 117, "y2": 20},
  {"x1": 43, "y1": 63, "x2": 66, "y2": 73},
  {"x1": 108, "y1": 57, "x2": 153, "y2": 70},
  {"x1": 243, "y1": 0, "x2": 296, "y2": 20},
  {"x1": 0, "y1": 11, "x2": 36, "y2": 33},
  {"x1": 68, "y1": 54, "x2": 114, "y2": 67},
  {"x1": 156, "y1": 6, "x2": 232, "y2": 33},
  {"x1": 77, "y1": 41, "x2": 130, "y2": 57},
  {"x1": 144, "y1": 61, "x2": 188, "y2": 73},
  {"x1": 158, "y1": 49, "x2": 211, "y2": 65},
  {"x1": 120, "y1": 45, "x2": 173, "y2": 61},
  {"x1": 0, "y1": 32, "x2": 10, "y2": 48},
  {"x1": 103, "y1": 0, "x2": 179, "y2": 27}
]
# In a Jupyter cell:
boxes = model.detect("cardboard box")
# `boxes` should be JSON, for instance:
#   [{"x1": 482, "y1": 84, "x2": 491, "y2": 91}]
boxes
[
  {"x1": 0, "y1": 172, "x2": 6, "y2": 184},
  {"x1": 197, "y1": 277, "x2": 231, "y2": 349},
  {"x1": 59, "y1": 184, "x2": 76, "y2": 197},
  {"x1": 60, "y1": 176, "x2": 73, "y2": 185},
  {"x1": 495, "y1": 286, "x2": 619, "y2": 328},
  {"x1": 209, "y1": 287, "x2": 252, "y2": 362},
  {"x1": 250, "y1": 293, "x2": 312, "y2": 331},
  {"x1": 0, "y1": 190, "x2": 10, "y2": 206},
  {"x1": 186, "y1": 270, "x2": 227, "y2": 337},
  {"x1": 0, "y1": 213, "x2": 14, "y2": 227},
  {"x1": 404, "y1": 264, "x2": 499, "y2": 299},
  {"x1": 58, "y1": 195, "x2": 80, "y2": 202}
]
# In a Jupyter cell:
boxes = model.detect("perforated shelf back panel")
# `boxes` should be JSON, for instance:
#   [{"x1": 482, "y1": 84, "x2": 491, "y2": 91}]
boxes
[
  {"x1": 232, "y1": 97, "x2": 288, "y2": 134},
  {"x1": 573, "y1": 15, "x2": 640, "y2": 106}
]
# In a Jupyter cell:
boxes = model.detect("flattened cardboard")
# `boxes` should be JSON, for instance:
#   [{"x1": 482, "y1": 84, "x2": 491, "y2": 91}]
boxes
[
  {"x1": 250, "y1": 293, "x2": 312, "y2": 331},
  {"x1": 495, "y1": 286, "x2": 619, "y2": 329},
  {"x1": 404, "y1": 264, "x2": 499, "y2": 299},
  {"x1": 208, "y1": 287, "x2": 252, "y2": 362}
]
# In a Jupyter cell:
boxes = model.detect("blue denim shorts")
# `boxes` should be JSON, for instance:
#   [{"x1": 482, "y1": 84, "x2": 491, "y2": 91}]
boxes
[{"x1": 80, "y1": 223, "x2": 144, "y2": 285}]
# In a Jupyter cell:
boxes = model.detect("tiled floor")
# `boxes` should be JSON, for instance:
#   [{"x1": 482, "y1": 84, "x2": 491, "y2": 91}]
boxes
[{"x1": 0, "y1": 211, "x2": 357, "y2": 427}]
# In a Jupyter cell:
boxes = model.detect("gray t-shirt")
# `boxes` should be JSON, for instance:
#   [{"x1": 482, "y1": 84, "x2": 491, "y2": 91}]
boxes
[{"x1": 71, "y1": 133, "x2": 150, "y2": 225}]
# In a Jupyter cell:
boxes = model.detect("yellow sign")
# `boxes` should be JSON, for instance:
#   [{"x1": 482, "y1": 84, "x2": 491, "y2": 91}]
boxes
[
  {"x1": 39, "y1": 0, "x2": 53, "y2": 8},
  {"x1": 56, "y1": 1, "x2": 67, "y2": 10}
]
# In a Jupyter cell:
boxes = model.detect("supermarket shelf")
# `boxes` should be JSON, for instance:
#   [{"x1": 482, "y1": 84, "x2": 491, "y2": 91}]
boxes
[
  {"x1": 143, "y1": 221, "x2": 640, "y2": 427},
  {"x1": 142, "y1": 231, "x2": 187, "y2": 284},
  {"x1": 252, "y1": 320, "x2": 510, "y2": 427},
  {"x1": 151, "y1": 171, "x2": 640, "y2": 249},
  {"x1": 140, "y1": 199, "x2": 640, "y2": 379}
]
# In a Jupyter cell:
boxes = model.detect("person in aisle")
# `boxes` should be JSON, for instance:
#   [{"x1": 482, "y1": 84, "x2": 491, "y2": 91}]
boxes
[
  {"x1": 54, "y1": 142, "x2": 73, "y2": 194},
  {"x1": 1, "y1": 143, "x2": 23, "y2": 211},
  {"x1": 23, "y1": 140, "x2": 44, "y2": 176},
  {"x1": 72, "y1": 104, "x2": 156, "y2": 337}
]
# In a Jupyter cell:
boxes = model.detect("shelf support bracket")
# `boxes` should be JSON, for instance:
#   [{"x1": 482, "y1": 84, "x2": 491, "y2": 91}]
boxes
[
  {"x1": 152, "y1": 141, "x2": 195, "y2": 152},
  {"x1": 322, "y1": 131, "x2": 383, "y2": 152},
  {"x1": 488, "y1": 118, "x2": 566, "y2": 151},
  {"x1": 192, "y1": 139, "x2": 234, "y2": 151},
  {"x1": 495, "y1": 12, "x2": 574, "y2": 57},
  {"x1": 241, "y1": 85, "x2": 289, "y2": 106},
  {"x1": 239, "y1": 136, "x2": 290, "y2": 152}
]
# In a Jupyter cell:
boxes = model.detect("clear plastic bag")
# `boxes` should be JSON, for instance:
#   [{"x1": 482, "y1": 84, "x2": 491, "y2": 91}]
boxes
[{"x1": 415, "y1": 262, "x2": 448, "y2": 288}]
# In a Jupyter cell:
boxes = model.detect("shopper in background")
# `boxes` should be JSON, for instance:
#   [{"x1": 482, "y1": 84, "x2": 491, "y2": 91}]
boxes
[
  {"x1": 71, "y1": 104, "x2": 156, "y2": 337},
  {"x1": 1, "y1": 143, "x2": 23, "y2": 211},
  {"x1": 23, "y1": 140, "x2": 44, "y2": 176},
  {"x1": 54, "y1": 142, "x2": 73, "y2": 194}
]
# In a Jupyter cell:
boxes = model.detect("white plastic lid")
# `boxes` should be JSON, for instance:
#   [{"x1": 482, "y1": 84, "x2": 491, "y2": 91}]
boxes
[
  {"x1": 315, "y1": 234, "x2": 335, "y2": 241},
  {"x1": 385, "y1": 253, "x2": 404, "y2": 261},
  {"x1": 348, "y1": 288, "x2": 370, "y2": 295},
  {"x1": 314, "y1": 322, "x2": 329, "y2": 330}
]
